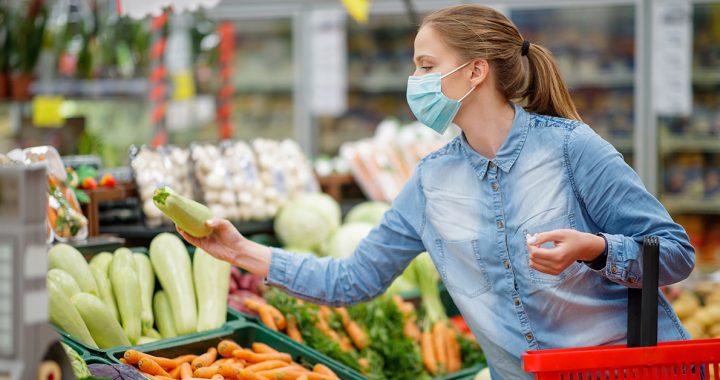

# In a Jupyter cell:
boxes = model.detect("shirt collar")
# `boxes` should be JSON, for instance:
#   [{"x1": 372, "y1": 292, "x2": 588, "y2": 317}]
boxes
[{"x1": 460, "y1": 103, "x2": 530, "y2": 179}]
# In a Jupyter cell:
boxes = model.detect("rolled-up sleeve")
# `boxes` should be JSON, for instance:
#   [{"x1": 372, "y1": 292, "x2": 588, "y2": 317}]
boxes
[
  {"x1": 266, "y1": 168, "x2": 427, "y2": 306},
  {"x1": 566, "y1": 125, "x2": 695, "y2": 287}
]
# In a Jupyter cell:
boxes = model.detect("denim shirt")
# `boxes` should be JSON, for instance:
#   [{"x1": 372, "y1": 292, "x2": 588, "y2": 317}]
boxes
[{"x1": 267, "y1": 104, "x2": 695, "y2": 379}]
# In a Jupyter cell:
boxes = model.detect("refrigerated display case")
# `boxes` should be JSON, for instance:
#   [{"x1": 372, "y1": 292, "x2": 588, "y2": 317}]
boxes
[{"x1": 657, "y1": 2, "x2": 720, "y2": 270}]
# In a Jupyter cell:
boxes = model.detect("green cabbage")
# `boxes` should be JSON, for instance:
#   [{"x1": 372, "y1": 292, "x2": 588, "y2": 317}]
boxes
[
  {"x1": 345, "y1": 201, "x2": 390, "y2": 225},
  {"x1": 274, "y1": 193, "x2": 341, "y2": 250},
  {"x1": 322, "y1": 222, "x2": 374, "y2": 258}
]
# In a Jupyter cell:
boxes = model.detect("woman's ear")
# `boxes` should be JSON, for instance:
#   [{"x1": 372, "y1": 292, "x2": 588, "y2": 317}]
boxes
[{"x1": 469, "y1": 59, "x2": 490, "y2": 87}]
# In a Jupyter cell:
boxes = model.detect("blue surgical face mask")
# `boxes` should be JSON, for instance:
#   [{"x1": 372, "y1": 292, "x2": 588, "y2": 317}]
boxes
[{"x1": 406, "y1": 61, "x2": 476, "y2": 134}]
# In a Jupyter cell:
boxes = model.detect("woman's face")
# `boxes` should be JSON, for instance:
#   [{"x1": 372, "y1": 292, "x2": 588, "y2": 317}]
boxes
[{"x1": 412, "y1": 25, "x2": 474, "y2": 101}]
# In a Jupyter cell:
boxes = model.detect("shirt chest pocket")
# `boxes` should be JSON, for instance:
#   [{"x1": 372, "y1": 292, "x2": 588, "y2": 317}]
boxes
[
  {"x1": 436, "y1": 239, "x2": 491, "y2": 298},
  {"x1": 521, "y1": 215, "x2": 583, "y2": 286}
]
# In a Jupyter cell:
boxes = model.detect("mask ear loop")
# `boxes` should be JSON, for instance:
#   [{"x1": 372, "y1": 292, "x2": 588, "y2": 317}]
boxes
[
  {"x1": 441, "y1": 61, "x2": 472, "y2": 79},
  {"x1": 459, "y1": 85, "x2": 477, "y2": 102}
]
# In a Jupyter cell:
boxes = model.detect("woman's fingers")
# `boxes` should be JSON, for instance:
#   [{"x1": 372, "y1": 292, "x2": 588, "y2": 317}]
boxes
[
  {"x1": 528, "y1": 260, "x2": 562, "y2": 276},
  {"x1": 176, "y1": 226, "x2": 204, "y2": 247},
  {"x1": 531, "y1": 229, "x2": 569, "y2": 246}
]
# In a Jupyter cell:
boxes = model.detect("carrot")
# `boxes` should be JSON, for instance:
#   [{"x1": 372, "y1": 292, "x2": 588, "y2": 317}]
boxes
[
  {"x1": 404, "y1": 316, "x2": 421, "y2": 342},
  {"x1": 168, "y1": 365, "x2": 183, "y2": 379},
  {"x1": 286, "y1": 316, "x2": 303, "y2": 343},
  {"x1": 243, "y1": 298, "x2": 264, "y2": 312},
  {"x1": 124, "y1": 350, "x2": 180, "y2": 370},
  {"x1": 150, "y1": 376, "x2": 176, "y2": 380},
  {"x1": 219, "y1": 364, "x2": 245, "y2": 379},
  {"x1": 194, "y1": 366, "x2": 221, "y2": 378},
  {"x1": 138, "y1": 358, "x2": 171, "y2": 377},
  {"x1": 343, "y1": 321, "x2": 368, "y2": 350},
  {"x1": 258, "y1": 306, "x2": 278, "y2": 331},
  {"x1": 218, "y1": 340, "x2": 243, "y2": 358},
  {"x1": 421, "y1": 330, "x2": 437, "y2": 375},
  {"x1": 432, "y1": 322, "x2": 447, "y2": 373},
  {"x1": 265, "y1": 305, "x2": 286, "y2": 330},
  {"x1": 193, "y1": 348, "x2": 218, "y2": 370},
  {"x1": 120, "y1": 358, "x2": 128, "y2": 365},
  {"x1": 312, "y1": 364, "x2": 338, "y2": 379},
  {"x1": 173, "y1": 355, "x2": 199, "y2": 365},
  {"x1": 211, "y1": 375, "x2": 225, "y2": 380},
  {"x1": 180, "y1": 363, "x2": 194, "y2": 380},
  {"x1": 297, "y1": 376, "x2": 308, "y2": 380},
  {"x1": 334, "y1": 308, "x2": 350, "y2": 325},
  {"x1": 358, "y1": 358, "x2": 369, "y2": 370},
  {"x1": 251, "y1": 343, "x2": 278, "y2": 354},
  {"x1": 255, "y1": 368, "x2": 305, "y2": 380},
  {"x1": 245, "y1": 360, "x2": 289, "y2": 372},
  {"x1": 232, "y1": 349, "x2": 292, "y2": 364},
  {"x1": 447, "y1": 330, "x2": 461, "y2": 373},
  {"x1": 236, "y1": 369, "x2": 267, "y2": 380}
]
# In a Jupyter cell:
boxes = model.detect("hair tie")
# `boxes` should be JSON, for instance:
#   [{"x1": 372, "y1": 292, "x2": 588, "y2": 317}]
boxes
[{"x1": 521, "y1": 40, "x2": 530, "y2": 56}]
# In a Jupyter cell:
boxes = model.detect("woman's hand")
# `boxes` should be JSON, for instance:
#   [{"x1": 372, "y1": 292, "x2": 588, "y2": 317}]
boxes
[
  {"x1": 176, "y1": 218, "x2": 273, "y2": 277},
  {"x1": 527, "y1": 229, "x2": 606, "y2": 275}
]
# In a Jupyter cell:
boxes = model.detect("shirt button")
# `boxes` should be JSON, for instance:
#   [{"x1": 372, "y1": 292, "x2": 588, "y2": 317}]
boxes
[
  {"x1": 488, "y1": 162, "x2": 496, "y2": 170},
  {"x1": 503, "y1": 260, "x2": 511, "y2": 269},
  {"x1": 628, "y1": 277, "x2": 636, "y2": 284},
  {"x1": 611, "y1": 265, "x2": 618, "y2": 274},
  {"x1": 514, "y1": 298, "x2": 521, "y2": 306},
  {"x1": 526, "y1": 333, "x2": 534, "y2": 342},
  {"x1": 492, "y1": 182, "x2": 499, "y2": 191},
  {"x1": 497, "y1": 220, "x2": 504, "y2": 229}
]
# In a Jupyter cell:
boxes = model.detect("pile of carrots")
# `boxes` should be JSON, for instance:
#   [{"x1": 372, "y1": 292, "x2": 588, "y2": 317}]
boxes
[
  {"x1": 393, "y1": 295, "x2": 461, "y2": 376},
  {"x1": 120, "y1": 340, "x2": 340, "y2": 380},
  {"x1": 244, "y1": 299, "x2": 369, "y2": 356}
]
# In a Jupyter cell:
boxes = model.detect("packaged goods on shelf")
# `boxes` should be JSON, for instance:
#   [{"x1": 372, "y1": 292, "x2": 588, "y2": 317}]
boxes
[
  {"x1": 132, "y1": 138, "x2": 318, "y2": 225},
  {"x1": 339, "y1": 119, "x2": 454, "y2": 203},
  {"x1": 9, "y1": 146, "x2": 89, "y2": 242},
  {"x1": 130, "y1": 145, "x2": 195, "y2": 227}
]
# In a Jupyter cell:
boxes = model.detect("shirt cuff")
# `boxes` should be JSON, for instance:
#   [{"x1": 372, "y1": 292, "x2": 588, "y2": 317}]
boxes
[
  {"x1": 599, "y1": 233, "x2": 631, "y2": 282},
  {"x1": 265, "y1": 247, "x2": 291, "y2": 287}
]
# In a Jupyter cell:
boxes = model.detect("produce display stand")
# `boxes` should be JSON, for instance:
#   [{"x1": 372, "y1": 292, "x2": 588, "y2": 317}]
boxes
[
  {"x1": 81, "y1": 181, "x2": 139, "y2": 237},
  {"x1": 107, "y1": 319, "x2": 364, "y2": 380},
  {"x1": 523, "y1": 237, "x2": 720, "y2": 379}
]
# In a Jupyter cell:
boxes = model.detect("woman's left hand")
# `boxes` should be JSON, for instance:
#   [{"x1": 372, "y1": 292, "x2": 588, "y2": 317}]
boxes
[{"x1": 527, "y1": 229, "x2": 606, "y2": 275}]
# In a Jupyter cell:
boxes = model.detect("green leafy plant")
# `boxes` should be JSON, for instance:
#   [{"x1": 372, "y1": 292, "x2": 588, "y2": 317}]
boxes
[{"x1": 9, "y1": 0, "x2": 48, "y2": 74}]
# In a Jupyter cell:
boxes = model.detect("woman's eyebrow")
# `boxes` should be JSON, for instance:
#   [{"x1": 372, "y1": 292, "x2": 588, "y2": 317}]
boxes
[{"x1": 414, "y1": 54, "x2": 435, "y2": 64}]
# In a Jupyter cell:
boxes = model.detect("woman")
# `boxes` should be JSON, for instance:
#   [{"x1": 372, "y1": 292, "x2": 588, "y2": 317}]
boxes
[{"x1": 179, "y1": 5, "x2": 695, "y2": 379}]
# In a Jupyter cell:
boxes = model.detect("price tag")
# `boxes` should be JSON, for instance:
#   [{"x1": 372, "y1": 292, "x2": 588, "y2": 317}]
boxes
[
  {"x1": 32, "y1": 96, "x2": 64, "y2": 128},
  {"x1": 172, "y1": 70, "x2": 196, "y2": 101}
]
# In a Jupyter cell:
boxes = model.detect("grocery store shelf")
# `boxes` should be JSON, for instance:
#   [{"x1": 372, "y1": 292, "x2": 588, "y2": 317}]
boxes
[
  {"x1": 235, "y1": 85, "x2": 293, "y2": 94},
  {"x1": 69, "y1": 235, "x2": 126, "y2": 257},
  {"x1": 608, "y1": 137, "x2": 634, "y2": 152},
  {"x1": 31, "y1": 79, "x2": 150, "y2": 97},
  {"x1": 693, "y1": 69, "x2": 720, "y2": 86},
  {"x1": 663, "y1": 198, "x2": 720, "y2": 215},
  {"x1": 565, "y1": 72, "x2": 634, "y2": 88},
  {"x1": 660, "y1": 136, "x2": 720, "y2": 154},
  {"x1": 100, "y1": 219, "x2": 274, "y2": 239}
]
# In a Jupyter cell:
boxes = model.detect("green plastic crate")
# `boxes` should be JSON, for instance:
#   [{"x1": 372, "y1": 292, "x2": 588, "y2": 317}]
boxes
[
  {"x1": 107, "y1": 321, "x2": 361, "y2": 380},
  {"x1": 438, "y1": 364, "x2": 485, "y2": 380},
  {"x1": 59, "y1": 309, "x2": 243, "y2": 360}
]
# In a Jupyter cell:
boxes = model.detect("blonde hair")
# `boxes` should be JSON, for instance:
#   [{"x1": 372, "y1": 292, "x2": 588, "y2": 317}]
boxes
[{"x1": 422, "y1": 5, "x2": 582, "y2": 121}]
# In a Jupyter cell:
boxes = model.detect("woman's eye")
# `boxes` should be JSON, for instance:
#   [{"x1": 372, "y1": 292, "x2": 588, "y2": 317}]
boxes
[{"x1": 421, "y1": 66, "x2": 433, "y2": 72}]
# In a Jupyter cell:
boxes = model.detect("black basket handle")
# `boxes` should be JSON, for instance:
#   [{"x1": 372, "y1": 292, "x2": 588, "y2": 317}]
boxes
[{"x1": 627, "y1": 236, "x2": 660, "y2": 348}]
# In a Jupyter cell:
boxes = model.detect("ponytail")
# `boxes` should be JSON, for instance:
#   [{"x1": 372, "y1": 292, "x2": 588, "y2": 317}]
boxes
[
  {"x1": 523, "y1": 43, "x2": 582, "y2": 121},
  {"x1": 423, "y1": 5, "x2": 582, "y2": 122}
]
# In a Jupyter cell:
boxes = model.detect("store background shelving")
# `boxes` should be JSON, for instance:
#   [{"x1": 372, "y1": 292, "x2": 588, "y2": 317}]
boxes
[{"x1": 657, "y1": 2, "x2": 720, "y2": 271}]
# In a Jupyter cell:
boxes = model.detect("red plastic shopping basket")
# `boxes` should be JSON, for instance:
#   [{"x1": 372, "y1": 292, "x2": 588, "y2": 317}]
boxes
[{"x1": 523, "y1": 237, "x2": 720, "y2": 380}]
